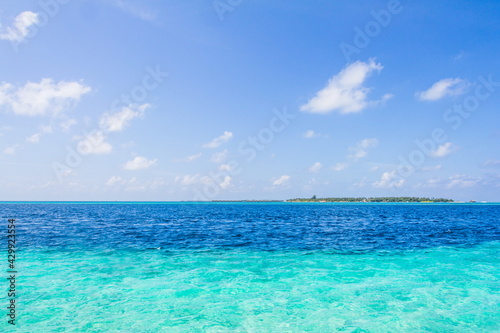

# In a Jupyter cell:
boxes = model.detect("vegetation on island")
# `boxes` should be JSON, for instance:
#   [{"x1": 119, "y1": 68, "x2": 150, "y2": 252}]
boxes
[{"x1": 287, "y1": 196, "x2": 454, "y2": 203}]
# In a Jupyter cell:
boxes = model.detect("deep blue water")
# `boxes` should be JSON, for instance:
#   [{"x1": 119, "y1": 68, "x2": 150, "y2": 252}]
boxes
[{"x1": 2, "y1": 202, "x2": 499, "y2": 252}]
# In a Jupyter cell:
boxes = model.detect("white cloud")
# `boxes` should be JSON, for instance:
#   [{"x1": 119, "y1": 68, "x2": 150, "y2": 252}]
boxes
[
  {"x1": 348, "y1": 138, "x2": 378, "y2": 160},
  {"x1": 176, "y1": 153, "x2": 202, "y2": 163},
  {"x1": 219, "y1": 164, "x2": 233, "y2": 172},
  {"x1": 330, "y1": 138, "x2": 378, "y2": 172},
  {"x1": 303, "y1": 130, "x2": 318, "y2": 138},
  {"x1": 332, "y1": 162, "x2": 349, "y2": 171},
  {"x1": 0, "y1": 79, "x2": 91, "y2": 116},
  {"x1": 211, "y1": 149, "x2": 228, "y2": 163},
  {"x1": 219, "y1": 176, "x2": 232, "y2": 189},
  {"x1": 175, "y1": 174, "x2": 212, "y2": 186},
  {"x1": 125, "y1": 177, "x2": 167, "y2": 192},
  {"x1": 373, "y1": 171, "x2": 405, "y2": 189},
  {"x1": 125, "y1": 177, "x2": 147, "y2": 192},
  {"x1": 417, "y1": 177, "x2": 442, "y2": 188},
  {"x1": 110, "y1": 0, "x2": 158, "y2": 22},
  {"x1": 416, "y1": 78, "x2": 468, "y2": 101},
  {"x1": 453, "y1": 51, "x2": 466, "y2": 62},
  {"x1": 77, "y1": 131, "x2": 112, "y2": 155},
  {"x1": 426, "y1": 178, "x2": 442, "y2": 187},
  {"x1": 446, "y1": 174, "x2": 480, "y2": 188},
  {"x1": 124, "y1": 156, "x2": 157, "y2": 170},
  {"x1": 3, "y1": 144, "x2": 20, "y2": 155},
  {"x1": 175, "y1": 173, "x2": 230, "y2": 190},
  {"x1": 186, "y1": 153, "x2": 202, "y2": 162},
  {"x1": 99, "y1": 104, "x2": 148, "y2": 132},
  {"x1": 359, "y1": 138, "x2": 379, "y2": 149},
  {"x1": 73, "y1": 104, "x2": 146, "y2": 157},
  {"x1": 418, "y1": 174, "x2": 479, "y2": 189},
  {"x1": 105, "y1": 176, "x2": 166, "y2": 191},
  {"x1": 175, "y1": 174, "x2": 200, "y2": 186},
  {"x1": 60, "y1": 119, "x2": 77, "y2": 132},
  {"x1": 420, "y1": 164, "x2": 442, "y2": 171},
  {"x1": 0, "y1": 11, "x2": 39, "y2": 42},
  {"x1": 0, "y1": 126, "x2": 12, "y2": 137},
  {"x1": 202, "y1": 131, "x2": 233, "y2": 148},
  {"x1": 300, "y1": 59, "x2": 388, "y2": 114},
  {"x1": 308, "y1": 162, "x2": 323, "y2": 173},
  {"x1": 40, "y1": 124, "x2": 53, "y2": 134},
  {"x1": 481, "y1": 160, "x2": 500, "y2": 167},
  {"x1": 25, "y1": 133, "x2": 41, "y2": 143},
  {"x1": 272, "y1": 175, "x2": 291, "y2": 186},
  {"x1": 353, "y1": 177, "x2": 368, "y2": 188},
  {"x1": 25, "y1": 124, "x2": 53, "y2": 144},
  {"x1": 303, "y1": 130, "x2": 329, "y2": 139},
  {"x1": 105, "y1": 176, "x2": 125, "y2": 186},
  {"x1": 148, "y1": 178, "x2": 167, "y2": 190},
  {"x1": 431, "y1": 142, "x2": 459, "y2": 157}
]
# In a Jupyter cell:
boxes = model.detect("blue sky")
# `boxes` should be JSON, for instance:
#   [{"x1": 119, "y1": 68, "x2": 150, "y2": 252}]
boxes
[{"x1": 1, "y1": 0, "x2": 499, "y2": 201}]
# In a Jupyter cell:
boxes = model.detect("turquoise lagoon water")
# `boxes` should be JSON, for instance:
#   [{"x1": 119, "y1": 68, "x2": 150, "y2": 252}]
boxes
[{"x1": 1, "y1": 203, "x2": 499, "y2": 332}]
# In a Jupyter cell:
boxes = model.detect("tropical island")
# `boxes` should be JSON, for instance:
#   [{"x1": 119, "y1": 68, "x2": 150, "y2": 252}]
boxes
[{"x1": 287, "y1": 196, "x2": 454, "y2": 203}]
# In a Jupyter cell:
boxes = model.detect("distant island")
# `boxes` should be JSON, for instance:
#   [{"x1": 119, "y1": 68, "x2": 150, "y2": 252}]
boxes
[
  {"x1": 287, "y1": 196, "x2": 454, "y2": 203},
  {"x1": 211, "y1": 200, "x2": 284, "y2": 202},
  {"x1": 209, "y1": 197, "x2": 455, "y2": 203}
]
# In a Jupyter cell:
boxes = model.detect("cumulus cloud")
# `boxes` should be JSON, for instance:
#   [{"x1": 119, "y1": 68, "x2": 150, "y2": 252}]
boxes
[
  {"x1": 353, "y1": 177, "x2": 368, "y2": 188},
  {"x1": 416, "y1": 78, "x2": 469, "y2": 101},
  {"x1": 431, "y1": 142, "x2": 459, "y2": 157},
  {"x1": 105, "y1": 176, "x2": 125, "y2": 186},
  {"x1": 211, "y1": 149, "x2": 228, "y2": 163},
  {"x1": 300, "y1": 59, "x2": 390, "y2": 114},
  {"x1": 110, "y1": 0, "x2": 158, "y2": 22},
  {"x1": 332, "y1": 162, "x2": 349, "y2": 171},
  {"x1": 420, "y1": 165, "x2": 442, "y2": 171},
  {"x1": 308, "y1": 162, "x2": 323, "y2": 173},
  {"x1": 60, "y1": 119, "x2": 77, "y2": 132},
  {"x1": 99, "y1": 104, "x2": 148, "y2": 132},
  {"x1": 0, "y1": 11, "x2": 39, "y2": 42},
  {"x1": 25, "y1": 133, "x2": 41, "y2": 143},
  {"x1": 175, "y1": 174, "x2": 212, "y2": 186},
  {"x1": 185, "y1": 153, "x2": 202, "y2": 162},
  {"x1": 272, "y1": 175, "x2": 291, "y2": 186},
  {"x1": 330, "y1": 138, "x2": 378, "y2": 172},
  {"x1": 372, "y1": 170, "x2": 405, "y2": 189},
  {"x1": 423, "y1": 178, "x2": 442, "y2": 188},
  {"x1": 176, "y1": 174, "x2": 200, "y2": 186},
  {"x1": 105, "y1": 176, "x2": 166, "y2": 191},
  {"x1": 418, "y1": 174, "x2": 480, "y2": 189},
  {"x1": 25, "y1": 124, "x2": 53, "y2": 144},
  {"x1": 202, "y1": 131, "x2": 233, "y2": 148},
  {"x1": 219, "y1": 164, "x2": 233, "y2": 172},
  {"x1": 3, "y1": 144, "x2": 20, "y2": 155},
  {"x1": 348, "y1": 138, "x2": 379, "y2": 160},
  {"x1": 481, "y1": 160, "x2": 500, "y2": 167},
  {"x1": 175, "y1": 153, "x2": 202, "y2": 163},
  {"x1": 124, "y1": 156, "x2": 157, "y2": 170},
  {"x1": 453, "y1": 51, "x2": 467, "y2": 62},
  {"x1": 303, "y1": 130, "x2": 318, "y2": 138},
  {"x1": 73, "y1": 104, "x2": 147, "y2": 157},
  {"x1": 303, "y1": 130, "x2": 329, "y2": 139},
  {"x1": 77, "y1": 131, "x2": 112, "y2": 155},
  {"x1": 446, "y1": 174, "x2": 480, "y2": 188},
  {"x1": 219, "y1": 176, "x2": 232, "y2": 189},
  {"x1": 175, "y1": 173, "x2": 231, "y2": 190},
  {"x1": 0, "y1": 79, "x2": 91, "y2": 117}
]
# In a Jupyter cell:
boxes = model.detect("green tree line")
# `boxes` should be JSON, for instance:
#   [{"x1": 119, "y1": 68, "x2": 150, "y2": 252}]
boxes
[{"x1": 287, "y1": 197, "x2": 454, "y2": 203}]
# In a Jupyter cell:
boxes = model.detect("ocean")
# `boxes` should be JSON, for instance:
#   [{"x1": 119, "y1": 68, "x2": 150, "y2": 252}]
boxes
[{"x1": 1, "y1": 202, "x2": 499, "y2": 332}]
